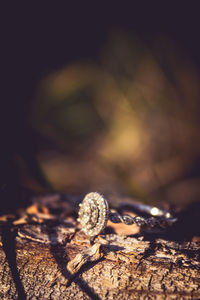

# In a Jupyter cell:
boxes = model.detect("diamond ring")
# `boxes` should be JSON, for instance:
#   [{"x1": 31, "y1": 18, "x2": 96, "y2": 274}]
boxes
[{"x1": 77, "y1": 192, "x2": 177, "y2": 238}]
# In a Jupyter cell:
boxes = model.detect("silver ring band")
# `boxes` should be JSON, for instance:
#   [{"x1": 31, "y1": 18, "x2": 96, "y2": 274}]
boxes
[{"x1": 77, "y1": 192, "x2": 177, "y2": 238}]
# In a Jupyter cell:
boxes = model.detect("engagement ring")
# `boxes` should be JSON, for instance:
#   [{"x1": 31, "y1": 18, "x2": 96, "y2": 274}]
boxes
[{"x1": 77, "y1": 192, "x2": 177, "y2": 238}]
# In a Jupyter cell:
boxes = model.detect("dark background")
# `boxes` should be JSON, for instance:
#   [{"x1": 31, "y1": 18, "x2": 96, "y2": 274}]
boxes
[{"x1": 1, "y1": 4, "x2": 200, "y2": 214}]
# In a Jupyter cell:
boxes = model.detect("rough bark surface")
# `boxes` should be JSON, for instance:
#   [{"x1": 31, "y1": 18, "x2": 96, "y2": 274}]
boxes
[{"x1": 0, "y1": 195, "x2": 200, "y2": 299}]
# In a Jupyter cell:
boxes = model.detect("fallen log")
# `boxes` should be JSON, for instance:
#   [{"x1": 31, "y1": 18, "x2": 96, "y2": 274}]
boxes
[{"x1": 0, "y1": 194, "x2": 200, "y2": 299}]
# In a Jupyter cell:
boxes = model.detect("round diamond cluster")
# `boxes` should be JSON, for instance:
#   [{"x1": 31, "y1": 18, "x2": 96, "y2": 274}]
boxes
[{"x1": 78, "y1": 192, "x2": 109, "y2": 237}]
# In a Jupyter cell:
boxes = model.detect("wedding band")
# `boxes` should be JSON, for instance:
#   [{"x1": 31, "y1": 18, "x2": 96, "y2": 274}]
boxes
[{"x1": 77, "y1": 192, "x2": 177, "y2": 238}]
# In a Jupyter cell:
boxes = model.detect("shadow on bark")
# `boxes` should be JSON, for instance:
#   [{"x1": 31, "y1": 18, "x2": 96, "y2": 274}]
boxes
[
  {"x1": 2, "y1": 220, "x2": 26, "y2": 300},
  {"x1": 49, "y1": 229, "x2": 102, "y2": 300}
]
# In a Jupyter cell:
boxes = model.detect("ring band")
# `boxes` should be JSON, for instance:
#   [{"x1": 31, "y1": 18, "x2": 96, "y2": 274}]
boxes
[{"x1": 77, "y1": 192, "x2": 177, "y2": 238}]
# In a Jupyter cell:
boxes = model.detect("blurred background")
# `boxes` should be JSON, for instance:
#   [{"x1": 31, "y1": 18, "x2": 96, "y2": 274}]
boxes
[{"x1": 1, "y1": 4, "x2": 200, "y2": 215}]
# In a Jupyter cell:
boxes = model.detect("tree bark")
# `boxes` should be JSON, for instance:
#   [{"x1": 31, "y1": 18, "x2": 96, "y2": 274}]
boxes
[{"x1": 0, "y1": 195, "x2": 200, "y2": 299}]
